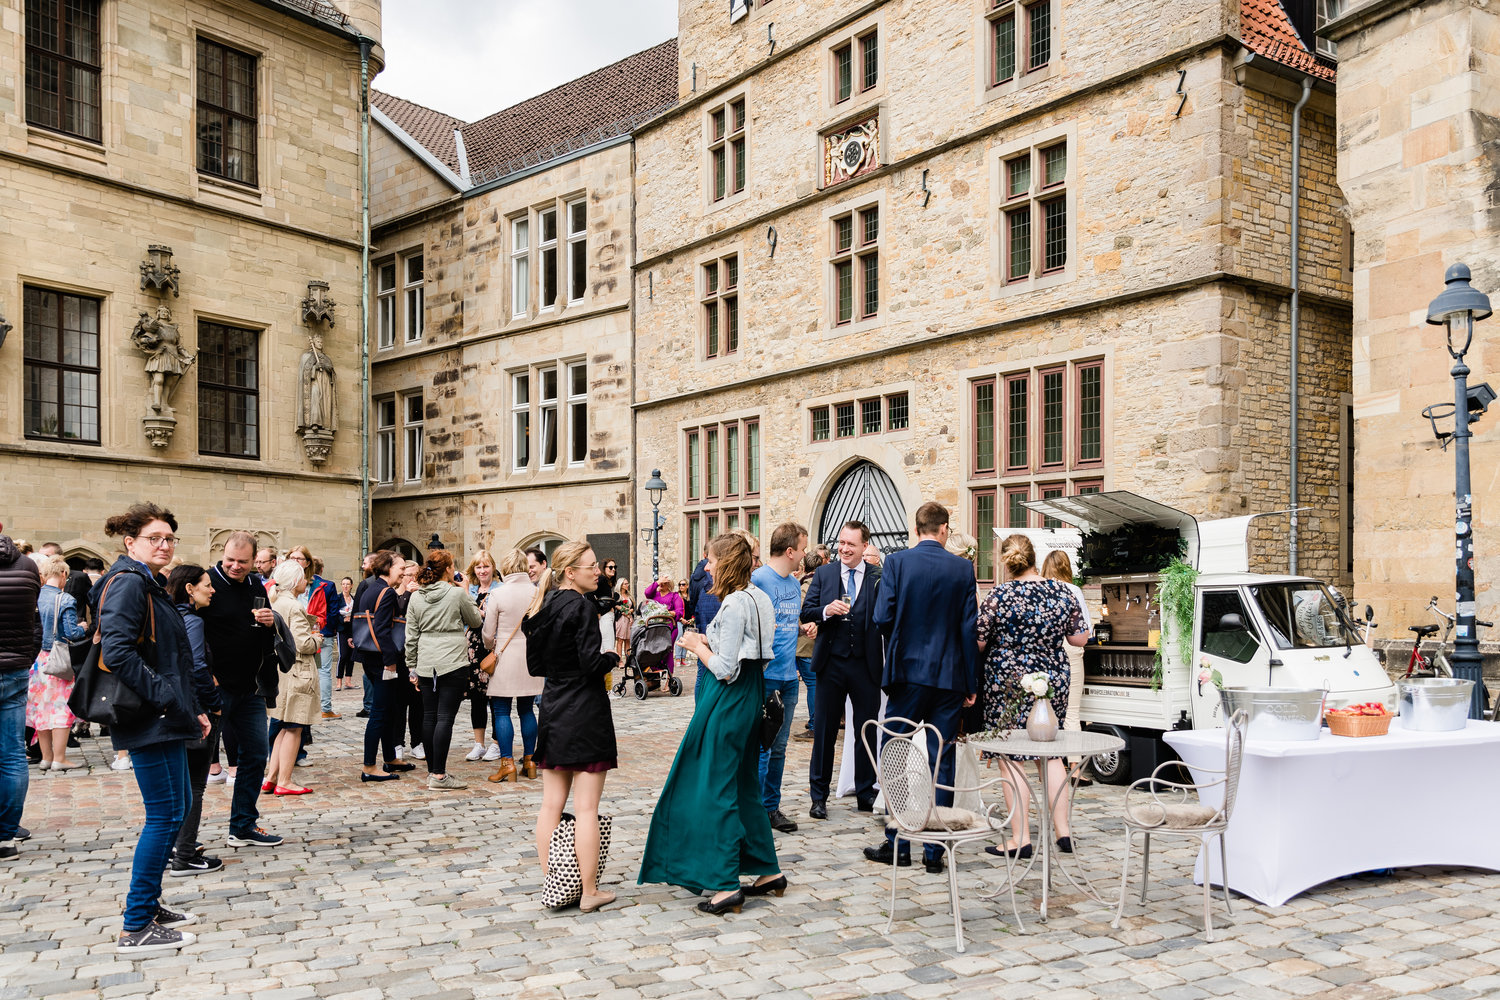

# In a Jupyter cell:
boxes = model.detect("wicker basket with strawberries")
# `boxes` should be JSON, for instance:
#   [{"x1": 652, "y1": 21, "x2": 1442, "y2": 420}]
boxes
[{"x1": 1326, "y1": 702, "x2": 1392, "y2": 737}]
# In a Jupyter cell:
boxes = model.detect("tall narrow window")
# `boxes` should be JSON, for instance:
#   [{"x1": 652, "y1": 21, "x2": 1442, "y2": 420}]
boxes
[
  {"x1": 1006, "y1": 485, "x2": 1031, "y2": 529},
  {"x1": 510, "y1": 217, "x2": 530, "y2": 317},
  {"x1": 724, "y1": 255, "x2": 739, "y2": 354},
  {"x1": 1040, "y1": 367, "x2": 1065, "y2": 468},
  {"x1": 973, "y1": 489, "x2": 997, "y2": 583},
  {"x1": 702, "y1": 262, "x2": 720, "y2": 357},
  {"x1": 861, "y1": 30, "x2": 879, "y2": 91},
  {"x1": 687, "y1": 515, "x2": 702, "y2": 574},
  {"x1": 1040, "y1": 482, "x2": 1065, "y2": 528},
  {"x1": 539, "y1": 366, "x2": 558, "y2": 467},
  {"x1": 1027, "y1": 0, "x2": 1052, "y2": 70},
  {"x1": 990, "y1": 7, "x2": 1016, "y2": 86},
  {"x1": 567, "y1": 361, "x2": 587, "y2": 465},
  {"x1": 702, "y1": 254, "x2": 740, "y2": 359},
  {"x1": 987, "y1": 1, "x2": 1053, "y2": 89},
  {"x1": 705, "y1": 427, "x2": 720, "y2": 498},
  {"x1": 746, "y1": 509, "x2": 761, "y2": 543},
  {"x1": 22, "y1": 286, "x2": 100, "y2": 443},
  {"x1": 25, "y1": 0, "x2": 102, "y2": 142},
  {"x1": 834, "y1": 42, "x2": 853, "y2": 103},
  {"x1": 375, "y1": 397, "x2": 396, "y2": 483},
  {"x1": 811, "y1": 406, "x2": 830, "y2": 442},
  {"x1": 198, "y1": 320, "x2": 259, "y2": 458},
  {"x1": 973, "y1": 377, "x2": 996, "y2": 475},
  {"x1": 376, "y1": 261, "x2": 396, "y2": 349},
  {"x1": 725, "y1": 423, "x2": 740, "y2": 497},
  {"x1": 1005, "y1": 373, "x2": 1028, "y2": 473},
  {"x1": 567, "y1": 199, "x2": 587, "y2": 303},
  {"x1": 861, "y1": 398, "x2": 882, "y2": 435},
  {"x1": 745, "y1": 419, "x2": 760, "y2": 495},
  {"x1": 1000, "y1": 138, "x2": 1070, "y2": 284},
  {"x1": 1076, "y1": 361, "x2": 1103, "y2": 467},
  {"x1": 687, "y1": 430, "x2": 701, "y2": 501},
  {"x1": 403, "y1": 393, "x2": 424, "y2": 482},
  {"x1": 708, "y1": 96, "x2": 747, "y2": 202},
  {"x1": 196, "y1": 37, "x2": 258, "y2": 185},
  {"x1": 886, "y1": 392, "x2": 909, "y2": 431},
  {"x1": 404, "y1": 254, "x2": 424, "y2": 343},
  {"x1": 832, "y1": 205, "x2": 879, "y2": 325},
  {"x1": 539, "y1": 207, "x2": 559, "y2": 310},
  {"x1": 512, "y1": 373, "x2": 530, "y2": 471}
]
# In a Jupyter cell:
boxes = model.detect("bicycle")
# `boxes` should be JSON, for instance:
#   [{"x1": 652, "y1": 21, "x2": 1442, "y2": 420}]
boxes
[{"x1": 1403, "y1": 596, "x2": 1492, "y2": 716}]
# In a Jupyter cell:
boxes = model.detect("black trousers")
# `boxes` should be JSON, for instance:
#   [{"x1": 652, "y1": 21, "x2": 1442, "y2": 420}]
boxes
[
  {"x1": 419, "y1": 670, "x2": 468, "y2": 775},
  {"x1": 359, "y1": 653, "x2": 404, "y2": 767},
  {"x1": 808, "y1": 656, "x2": 881, "y2": 805},
  {"x1": 174, "y1": 715, "x2": 222, "y2": 856}
]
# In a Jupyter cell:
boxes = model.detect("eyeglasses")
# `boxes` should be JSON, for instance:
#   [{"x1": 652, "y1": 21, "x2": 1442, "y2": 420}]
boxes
[
  {"x1": 289, "y1": 553, "x2": 309, "y2": 562},
  {"x1": 577, "y1": 562, "x2": 600, "y2": 571},
  {"x1": 134, "y1": 535, "x2": 178, "y2": 548}
]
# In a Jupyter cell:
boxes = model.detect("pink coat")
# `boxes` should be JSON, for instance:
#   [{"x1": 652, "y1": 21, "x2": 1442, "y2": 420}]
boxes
[{"x1": 644, "y1": 581, "x2": 686, "y2": 645}]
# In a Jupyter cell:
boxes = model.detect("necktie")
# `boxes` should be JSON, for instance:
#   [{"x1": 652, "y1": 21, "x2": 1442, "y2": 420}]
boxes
[{"x1": 847, "y1": 568, "x2": 856, "y2": 605}]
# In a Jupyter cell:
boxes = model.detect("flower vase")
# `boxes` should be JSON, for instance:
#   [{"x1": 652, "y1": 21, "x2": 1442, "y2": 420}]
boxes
[{"x1": 1025, "y1": 698, "x2": 1059, "y2": 742}]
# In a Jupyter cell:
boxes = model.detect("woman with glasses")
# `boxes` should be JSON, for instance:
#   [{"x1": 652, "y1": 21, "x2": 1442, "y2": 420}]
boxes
[{"x1": 98, "y1": 503, "x2": 209, "y2": 954}]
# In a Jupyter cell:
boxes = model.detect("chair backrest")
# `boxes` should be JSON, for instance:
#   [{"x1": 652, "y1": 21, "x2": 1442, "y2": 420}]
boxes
[
  {"x1": 951, "y1": 741, "x2": 983, "y2": 814},
  {"x1": 861, "y1": 716, "x2": 941, "y2": 834},
  {"x1": 1219, "y1": 709, "x2": 1248, "y2": 822}
]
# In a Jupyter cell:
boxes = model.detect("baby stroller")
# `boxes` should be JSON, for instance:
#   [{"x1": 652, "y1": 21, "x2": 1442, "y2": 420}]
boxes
[{"x1": 613, "y1": 601, "x2": 684, "y2": 700}]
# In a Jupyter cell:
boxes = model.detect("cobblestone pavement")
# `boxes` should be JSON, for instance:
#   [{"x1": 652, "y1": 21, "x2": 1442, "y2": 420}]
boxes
[{"x1": 5, "y1": 679, "x2": 1500, "y2": 1000}]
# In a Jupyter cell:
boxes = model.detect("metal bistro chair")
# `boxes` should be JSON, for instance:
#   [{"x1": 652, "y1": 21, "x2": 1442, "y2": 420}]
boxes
[
  {"x1": 861, "y1": 717, "x2": 1026, "y2": 951},
  {"x1": 1112, "y1": 709, "x2": 1247, "y2": 941}
]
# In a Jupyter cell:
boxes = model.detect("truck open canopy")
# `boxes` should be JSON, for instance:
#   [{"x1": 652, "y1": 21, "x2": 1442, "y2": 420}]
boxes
[{"x1": 1022, "y1": 491, "x2": 1205, "y2": 570}]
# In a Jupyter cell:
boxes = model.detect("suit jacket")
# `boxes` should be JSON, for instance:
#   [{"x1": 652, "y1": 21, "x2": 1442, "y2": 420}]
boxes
[
  {"x1": 800, "y1": 559, "x2": 882, "y2": 686},
  {"x1": 874, "y1": 539, "x2": 978, "y2": 695}
]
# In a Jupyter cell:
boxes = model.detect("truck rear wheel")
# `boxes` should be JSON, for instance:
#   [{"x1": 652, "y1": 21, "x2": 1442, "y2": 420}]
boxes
[{"x1": 1084, "y1": 724, "x2": 1131, "y2": 785}]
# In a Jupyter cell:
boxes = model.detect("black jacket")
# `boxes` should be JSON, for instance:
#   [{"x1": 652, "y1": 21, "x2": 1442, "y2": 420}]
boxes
[
  {"x1": 801, "y1": 560, "x2": 884, "y2": 686},
  {"x1": 592, "y1": 575, "x2": 619, "y2": 616},
  {"x1": 354, "y1": 578, "x2": 400, "y2": 667},
  {"x1": 177, "y1": 602, "x2": 223, "y2": 714},
  {"x1": 522, "y1": 589, "x2": 619, "y2": 765},
  {"x1": 0, "y1": 536, "x2": 41, "y2": 673},
  {"x1": 93, "y1": 557, "x2": 200, "y2": 751},
  {"x1": 201, "y1": 563, "x2": 274, "y2": 695}
]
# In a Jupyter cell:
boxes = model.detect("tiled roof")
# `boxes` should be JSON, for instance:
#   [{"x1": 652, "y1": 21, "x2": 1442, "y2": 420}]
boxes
[
  {"x1": 371, "y1": 90, "x2": 465, "y2": 174},
  {"x1": 461, "y1": 38, "x2": 678, "y2": 184},
  {"x1": 1241, "y1": 0, "x2": 1336, "y2": 82}
]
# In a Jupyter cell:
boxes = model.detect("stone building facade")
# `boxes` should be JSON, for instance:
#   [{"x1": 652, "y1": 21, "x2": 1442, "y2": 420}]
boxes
[
  {"x1": 0, "y1": 0, "x2": 380, "y2": 573},
  {"x1": 632, "y1": 0, "x2": 1353, "y2": 590},
  {"x1": 1325, "y1": 0, "x2": 1500, "y2": 645},
  {"x1": 366, "y1": 44, "x2": 676, "y2": 572}
]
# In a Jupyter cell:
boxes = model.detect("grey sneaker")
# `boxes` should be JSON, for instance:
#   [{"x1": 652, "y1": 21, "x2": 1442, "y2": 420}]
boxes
[
  {"x1": 117, "y1": 921, "x2": 195, "y2": 954},
  {"x1": 428, "y1": 774, "x2": 468, "y2": 790},
  {"x1": 154, "y1": 906, "x2": 198, "y2": 929}
]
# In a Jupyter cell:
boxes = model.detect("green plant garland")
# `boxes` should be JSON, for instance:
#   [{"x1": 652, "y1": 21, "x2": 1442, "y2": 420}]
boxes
[{"x1": 1153, "y1": 556, "x2": 1198, "y2": 690}]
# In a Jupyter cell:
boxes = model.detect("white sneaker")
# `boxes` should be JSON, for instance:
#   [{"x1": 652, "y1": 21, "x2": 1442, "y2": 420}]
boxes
[
  {"x1": 206, "y1": 769, "x2": 225, "y2": 783},
  {"x1": 482, "y1": 742, "x2": 502, "y2": 762},
  {"x1": 408, "y1": 744, "x2": 426, "y2": 760},
  {"x1": 395, "y1": 745, "x2": 405, "y2": 761},
  {"x1": 465, "y1": 743, "x2": 485, "y2": 762},
  {"x1": 110, "y1": 756, "x2": 133, "y2": 771}
]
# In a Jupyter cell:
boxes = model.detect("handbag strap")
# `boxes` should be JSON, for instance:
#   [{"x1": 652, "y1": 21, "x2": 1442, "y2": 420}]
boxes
[
  {"x1": 50, "y1": 589, "x2": 63, "y2": 643},
  {"x1": 498, "y1": 617, "x2": 524, "y2": 656},
  {"x1": 92, "y1": 572, "x2": 154, "y2": 661}
]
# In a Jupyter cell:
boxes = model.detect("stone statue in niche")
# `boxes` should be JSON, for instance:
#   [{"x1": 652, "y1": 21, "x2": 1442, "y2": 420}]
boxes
[
  {"x1": 297, "y1": 331, "x2": 337, "y2": 465},
  {"x1": 130, "y1": 304, "x2": 195, "y2": 414}
]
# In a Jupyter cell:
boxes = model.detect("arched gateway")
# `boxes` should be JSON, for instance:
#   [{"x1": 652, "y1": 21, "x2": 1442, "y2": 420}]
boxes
[{"x1": 818, "y1": 461, "x2": 909, "y2": 554}]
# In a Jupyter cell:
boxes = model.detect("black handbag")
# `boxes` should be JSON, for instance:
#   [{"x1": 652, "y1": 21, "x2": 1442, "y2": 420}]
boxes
[
  {"x1": 68, "y1": 575, "x2": 157, "y2": 728},
  {"x1": 745, "y1": 596, "x2": 784, "y2": 750}
]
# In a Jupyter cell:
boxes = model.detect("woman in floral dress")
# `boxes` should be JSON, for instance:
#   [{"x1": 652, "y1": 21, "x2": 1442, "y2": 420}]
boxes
[{"x1": 976, "y1": 535, "x2": 1088, "y2": 859}]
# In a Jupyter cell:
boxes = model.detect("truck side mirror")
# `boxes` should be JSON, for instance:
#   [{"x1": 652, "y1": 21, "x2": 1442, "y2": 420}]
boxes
[{"x1": 1218, "y1": 613, "x2": 1245, "y2": 631}]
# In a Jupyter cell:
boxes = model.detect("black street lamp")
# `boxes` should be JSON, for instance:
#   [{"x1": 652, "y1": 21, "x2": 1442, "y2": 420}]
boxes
[
  {"x1": 642, "y1": 469, "x2": 668, "y2": 583},
  {"x1": 1426, "y1": 263, "x2": 1494, "y2": 719}
]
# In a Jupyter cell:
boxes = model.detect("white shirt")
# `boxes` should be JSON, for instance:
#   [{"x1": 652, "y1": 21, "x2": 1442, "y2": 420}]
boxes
[{"x1": 823, "y1": 559, "x2": 868, "y2": 619}]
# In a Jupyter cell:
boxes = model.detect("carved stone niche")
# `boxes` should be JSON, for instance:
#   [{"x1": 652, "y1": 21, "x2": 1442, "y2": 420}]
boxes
[
  {"x1": 822, "y1": 112, "x2": 881, "y2": 189},
  {"x1": 206, "y1": 527, "x2": 281, "y2": 564},
  {"x1": 301, "y1": 280, "x2": 336, "y2": 327},
  {"x1": 140, "y1": 244, "x2": 181, "y2": 297},
  {"x1": 301, "y1": 428, "x2": 335, "y2": 466}
]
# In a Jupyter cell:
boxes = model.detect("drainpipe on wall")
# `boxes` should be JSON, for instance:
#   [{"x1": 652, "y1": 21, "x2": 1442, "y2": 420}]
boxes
[
  {"x1": 359, "y1": 39, "x2": 373, "y2": 556},
  {"x1": 1288, "y1": 74, "x2": 1312, "y2": 576}
]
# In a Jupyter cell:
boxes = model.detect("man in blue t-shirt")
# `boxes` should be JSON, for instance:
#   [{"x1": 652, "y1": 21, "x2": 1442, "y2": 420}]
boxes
[{"x1": 751, "y1": 521, "x2": 809, "y2": 834}]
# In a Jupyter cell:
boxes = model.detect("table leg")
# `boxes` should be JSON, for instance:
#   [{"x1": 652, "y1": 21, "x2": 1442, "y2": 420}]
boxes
[{"x1": 1038, "y1": 764, "x2": 1052, "y2": 921}]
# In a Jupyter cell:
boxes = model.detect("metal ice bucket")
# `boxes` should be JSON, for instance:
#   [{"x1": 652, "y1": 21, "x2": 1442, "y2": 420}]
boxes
[
  {"x1": 1396, "y1": 678, "x2": 1474, "y2": 732},
  {"x1": 1218, "y1": 686, "x2": 1327, "y2": 741}
]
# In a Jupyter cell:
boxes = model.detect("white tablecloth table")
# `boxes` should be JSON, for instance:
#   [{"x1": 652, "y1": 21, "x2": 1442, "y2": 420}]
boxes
[{"x1": 1164, "y1": 720, "x2": 1500, "y2": 906}]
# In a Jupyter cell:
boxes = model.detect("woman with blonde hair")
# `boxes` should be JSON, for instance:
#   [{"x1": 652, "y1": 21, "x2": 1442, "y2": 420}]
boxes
[
  {"x1": 268, "y1": 560, "x2": 320, "y2": 795},
  {"x1": 29, "y1": 556, "x2": 87, "y2": 771},
  {"x1": 1041, "y1": 549, "x2": 1092, "y2": 743},
  {"x1": 640, "y1": 532, "x2": 784, "y2": 915},
  {"x1": 976, "y1": 534, "x2": 1089, "y2": 858},
  {"x1": 483, "y1": 549, "x2": 541, "y2": 782},
  {"x1": 461, "y1": 549, "x2": 502, "y2": 764},
  {"x1": 521, "y1": 541, "x2": 620, "y2": 912}
]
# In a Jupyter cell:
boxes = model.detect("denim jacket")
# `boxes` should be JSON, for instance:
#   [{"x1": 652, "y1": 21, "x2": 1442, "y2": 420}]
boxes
[{"x1": 39, "y1": 584, "x2": 87, "y2": 649}]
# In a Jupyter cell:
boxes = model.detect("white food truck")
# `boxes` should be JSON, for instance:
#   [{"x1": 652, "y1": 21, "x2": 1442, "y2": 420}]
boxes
[{"x1": 1014, "y1": 491, "x2": 1397, "y2": 783}]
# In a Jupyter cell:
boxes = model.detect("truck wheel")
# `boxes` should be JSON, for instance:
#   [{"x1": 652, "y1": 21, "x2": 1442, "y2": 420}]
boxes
[{"x1": 1084, "y1": 724, "x2": 1131, "y2": 785}]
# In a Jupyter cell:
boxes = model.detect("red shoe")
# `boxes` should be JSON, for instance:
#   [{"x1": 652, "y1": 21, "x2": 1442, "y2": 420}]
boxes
[
  {"x1": 273, "y1": 785, "x2": 312, "y2": 795},
  {"x1": 261, "y1": 780, "x2": 275, "y2": 793}
]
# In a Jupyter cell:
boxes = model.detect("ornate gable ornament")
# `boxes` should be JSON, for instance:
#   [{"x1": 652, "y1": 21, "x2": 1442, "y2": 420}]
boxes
[
  {"x1": 301, "y1": 280, "x2": 337, "y2": 327},
  {"x1": 823, "y1": 113, "x2": 881, "y2": 189},
  {"x1": 139, "y1": 244, "x2": 181, "y2": 297}
]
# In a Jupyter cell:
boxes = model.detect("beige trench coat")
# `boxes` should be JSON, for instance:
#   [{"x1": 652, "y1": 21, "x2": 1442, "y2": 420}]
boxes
[
  {"x1": 483, "y1": 573, "x2": 542, "y2": 698},
  {"x1": 272, "y1": 591, "x2": 322, "y2": 727}
]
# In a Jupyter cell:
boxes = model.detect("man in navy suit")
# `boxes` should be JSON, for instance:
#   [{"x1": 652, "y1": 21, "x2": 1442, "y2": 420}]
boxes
[
  {"x1": 866, "y1": 501, "x2": 978, "y2": 873},
  {"x1": 801, "y1": 520, "x2": 882, "y2": 818}
]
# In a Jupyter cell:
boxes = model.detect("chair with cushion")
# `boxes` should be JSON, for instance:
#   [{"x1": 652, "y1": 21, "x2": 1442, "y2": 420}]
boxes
[
  {"x1": 1112, "y1": 709, "x2": 1247, "y2": 941},
  {"x1": 861, "y1": 717, "x2": 1025, "y2": 951}
]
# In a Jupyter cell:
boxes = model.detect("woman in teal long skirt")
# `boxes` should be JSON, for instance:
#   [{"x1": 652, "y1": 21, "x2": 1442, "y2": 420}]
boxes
[{"x1": 639, "y1": 532, "x2": 788, "y2": 915}]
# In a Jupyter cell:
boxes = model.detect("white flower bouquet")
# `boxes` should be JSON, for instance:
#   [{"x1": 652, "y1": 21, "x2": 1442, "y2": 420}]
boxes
[{"x1": 1020, "y1": 671, "x2": 1051, "y2": 698}]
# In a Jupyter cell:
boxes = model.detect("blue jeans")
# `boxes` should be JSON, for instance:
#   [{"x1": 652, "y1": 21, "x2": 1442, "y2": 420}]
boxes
[
  {"x1": 218, "y1": 689, "x2": 269, "y2": 837},
  {"x1": 318, "y1": 636, "x2": 336, "y2": 713},
  {"x1": 0, "y1": 669, "x2": 29, "y2": 842},
  {"x1": 124, "y1": 741, "x2": 190, "y2": 931},
  {"x1": 490, "y1": 696, "x2": 537, "y2": 759},
  {"x1": 796, "y1": 656, "x2": 815, "y2": 730},
  {"x1": 757, "y1": 676, "x2": 800, "y2": 812}
]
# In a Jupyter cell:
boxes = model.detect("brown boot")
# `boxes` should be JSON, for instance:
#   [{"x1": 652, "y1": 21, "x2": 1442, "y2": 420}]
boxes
[
  {"x1": 520, "y1": 755, "x2": 537, "y2": 779},
  {"x1": 488, "y1": 757, "x2": 517, "y2": 783}
]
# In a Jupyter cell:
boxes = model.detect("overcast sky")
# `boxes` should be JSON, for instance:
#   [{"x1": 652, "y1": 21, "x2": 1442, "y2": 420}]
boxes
[{"x1": 374, "y1": 0, "x2": 679, "y2": 122}]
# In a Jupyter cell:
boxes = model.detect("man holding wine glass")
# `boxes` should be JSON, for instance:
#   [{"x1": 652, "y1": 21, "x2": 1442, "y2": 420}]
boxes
[{"x1": 800, "y1": 521, "x2": 883, "y2": 820}]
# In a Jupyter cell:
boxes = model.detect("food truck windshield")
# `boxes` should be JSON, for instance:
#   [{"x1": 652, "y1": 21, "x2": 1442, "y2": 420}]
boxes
[{"x1": 1249, "y1": 583, "x2": 1365, "y2": 650}]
